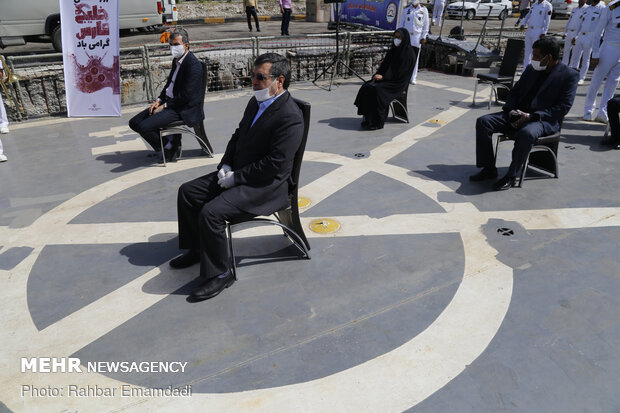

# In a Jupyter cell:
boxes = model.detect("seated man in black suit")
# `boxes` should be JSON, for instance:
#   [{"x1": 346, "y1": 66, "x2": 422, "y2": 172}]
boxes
[
  {"x1": 470, "y1": 37, "x2": 579, "y2": 190},
  {"x1": 170, "y1": 53, "x2": 304, "y2": 302},
  {"x1": 129, "y1": 28, "x2": 204, "y2": 163}
]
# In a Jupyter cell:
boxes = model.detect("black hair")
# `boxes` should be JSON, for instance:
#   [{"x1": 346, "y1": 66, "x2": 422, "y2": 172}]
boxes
[
  {"x1": 254, "y1": 53, "x2": 291, "y2": 89},
  {"x1": 532, "y1": 37, "x2": 560, "y2": 60},
  {"x1": 171, "y1": 28, "x2": 189, "y2": 45}
]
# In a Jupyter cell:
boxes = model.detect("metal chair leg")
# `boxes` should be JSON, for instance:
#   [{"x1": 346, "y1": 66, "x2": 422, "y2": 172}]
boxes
[
  {"x1": 472, "y1": 79, "x2": 478, "y2": 106},
  {"x1": 158, "y1": 130, "x2": 166, "y2": 167},
  {"x1": 226, "y1": 223, "x2": 237, "y2": 281}
]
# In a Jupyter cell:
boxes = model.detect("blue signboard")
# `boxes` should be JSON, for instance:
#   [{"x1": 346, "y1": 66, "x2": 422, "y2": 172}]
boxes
[{"x1": 335, "y1": 0, "x2": 404, "y2": 31}]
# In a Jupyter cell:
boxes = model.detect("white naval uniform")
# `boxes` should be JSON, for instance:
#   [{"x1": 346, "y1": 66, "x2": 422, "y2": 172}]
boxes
[
  {"x1": 432, "y1": 0, "x2": 446, "y2": 26},
  {"x1": 398, "y1": 3, "x2": 430, "y2": 83},
  {"x1": 562, "y1": 4, "x2": 589, "y2": 65},
  {"x1": 569, "y1": 1, "x2": 606, "y2": 81},
  {"x1": 521, "y1": 0, "x2": 552, "y2": 70},
  {"x1": 584, "y1": 0, "x2": 620, "y2": 120}
]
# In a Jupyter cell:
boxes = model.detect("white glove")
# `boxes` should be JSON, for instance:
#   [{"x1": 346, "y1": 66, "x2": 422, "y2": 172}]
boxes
[
  {"x1": 218, "y1": 171, "x2": 235, "y2": 189},
  {"x1": 217, "y1": 164, "x2": 232, "y2": 180}
]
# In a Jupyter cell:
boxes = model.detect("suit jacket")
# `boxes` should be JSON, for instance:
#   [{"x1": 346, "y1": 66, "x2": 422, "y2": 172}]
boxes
[
  {"x1": 158, "y1": 51, "x2": 205, "y2": 127},
  {"x1": 218, "y1": 91, "x2": 304, "y2": 216},
  {"x1": 503, "y1": 63, "x2": 578, "y2": 130}
]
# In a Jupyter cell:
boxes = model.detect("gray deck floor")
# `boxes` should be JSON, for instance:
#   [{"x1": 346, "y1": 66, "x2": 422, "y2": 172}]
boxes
[{"x1": 1, "y1": 71, "x2": 619, "y2": 412}]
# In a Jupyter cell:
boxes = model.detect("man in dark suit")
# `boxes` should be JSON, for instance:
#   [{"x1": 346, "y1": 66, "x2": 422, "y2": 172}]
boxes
[
  {"x1": 470, "y1": 37, "x2": 579, "y2": 190},
  {"x1": 170, "y1": 53, "x2": 304, "y2": 302},
  {"x1": 129, "y1": 28, "x2": 204, "y2": 163}
]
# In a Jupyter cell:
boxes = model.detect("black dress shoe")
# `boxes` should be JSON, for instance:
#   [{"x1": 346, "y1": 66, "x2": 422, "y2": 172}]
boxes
[
  {"x1": 188, "y1": 272, "x2": 235, "y2": 302},
  {"x1": 170, "y1": 250, "x2": 200, "y2": 269},
  {"x1": 469, "y1": 167, "x2": 498, "y2": 182},
  {"x1": 601, "y1": 138, "x2": 620, "y2": 149},
  {"x1": 493, "y1": 175, "x2": 517, "y2": 191},
  {"x1": 158, "y1": 144, "x2": 182, "y2": 163}
]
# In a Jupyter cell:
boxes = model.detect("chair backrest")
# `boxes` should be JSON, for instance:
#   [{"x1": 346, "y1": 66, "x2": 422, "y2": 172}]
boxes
[
  {"x1": 290, "y1": 97, "x2": 311, "y2": 197},
  {"x1": 498, "y1": 38, "x2": 524, "y2": 78}
]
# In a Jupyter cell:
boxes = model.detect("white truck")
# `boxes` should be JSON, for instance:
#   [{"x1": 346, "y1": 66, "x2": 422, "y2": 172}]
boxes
[{"x1": 0, "y1": 0, "x2": 177, "y2": 52}]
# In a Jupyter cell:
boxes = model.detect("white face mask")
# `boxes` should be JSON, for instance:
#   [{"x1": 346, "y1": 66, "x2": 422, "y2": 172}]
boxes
[
  {"x1": 394, "y1": 38, "x2": 402, "y2": 47},
  {"x1": 531, "y1": 56, "x2": 548, "y2": 71},
  {"x1": 253, "y1": 79, "x2": 277, "y2": 102},
  {"x1": 170, "y1": 44, "x2": 186, "y2": 59}
]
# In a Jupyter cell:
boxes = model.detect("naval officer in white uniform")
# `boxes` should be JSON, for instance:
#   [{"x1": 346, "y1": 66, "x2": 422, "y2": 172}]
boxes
[
  {"x1": 584, "y1": 0, "x2": 620, "y2": 122},
  {"x1": 569, "y1": 0, "x2": 606, "y2": 84},
  {"x1": 432, "y1": 0, "x2": 446, "y2": 27},
  {"x1": 562, "y1": 0, "x2": 588, "y2": 65},
  {"x1": 520, "y1": 0, "x2": 552, "y2": 71},
  {"x1": 398, "y1": 0, "x2": 429, "y2": 84}
]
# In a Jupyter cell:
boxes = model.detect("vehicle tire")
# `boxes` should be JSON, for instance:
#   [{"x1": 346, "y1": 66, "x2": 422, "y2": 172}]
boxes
[
  {"x1": 498, "y1": 10, "x2": 507, "y2": 20},
  {"x1": 52, "y1": 25, "x2": 62, "y2": 52},
  {"x1": 466, "y1": 9, "x2": 475, "y2": 20}
]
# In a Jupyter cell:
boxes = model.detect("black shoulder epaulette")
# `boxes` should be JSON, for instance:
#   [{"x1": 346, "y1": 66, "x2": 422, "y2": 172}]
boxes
[{"x1": 610, "y1": 0, "x2": 619, "y2": 10}]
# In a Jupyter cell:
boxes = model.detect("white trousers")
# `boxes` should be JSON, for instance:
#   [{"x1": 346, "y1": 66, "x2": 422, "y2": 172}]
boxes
[
  {"x1": 0, "y1": 91, "x2": 7, "y2": 128},
  {"x1": 523, "y1": 28, "x2": 543, "y2": 70},
  {"x1": 561, "y1": 30, "x2": 578, "y2": 66},
  {"x1": 432, "y1": 2, "x2": 445, "y2": 26},
  {"x1": 569, "y1": 33, "x2": 594, "y2": 81},
  {"x1": 584, "y1": 43, "x2": 620, "y2": 119},
  {"x1": 410, "y1": 35, "x2": 422, "y2": 82}
]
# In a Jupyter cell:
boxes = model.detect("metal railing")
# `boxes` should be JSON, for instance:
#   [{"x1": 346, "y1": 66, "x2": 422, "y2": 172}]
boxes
[{"x1": 2, "y1": 29, "x2": 515, "y2": 119}]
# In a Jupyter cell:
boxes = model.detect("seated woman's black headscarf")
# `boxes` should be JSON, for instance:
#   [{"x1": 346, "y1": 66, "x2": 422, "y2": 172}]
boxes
[{"x1": 354, "y1": 27, "x2": 417, "y2": 130}]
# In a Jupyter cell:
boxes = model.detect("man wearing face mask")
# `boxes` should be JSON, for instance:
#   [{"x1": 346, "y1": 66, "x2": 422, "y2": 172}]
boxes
[
  {"x1": 171, "y1": 53, "x2": 304, "y2": 302},
  {"x1": 470, "y1": 38, "x2": 578, "y2": 191},
  {"x1": 129, "y1": 28, "x2": 204, "y2": 163},
  {"x1": 398, "y1": 0, "x2": 429, "y2": 85}
]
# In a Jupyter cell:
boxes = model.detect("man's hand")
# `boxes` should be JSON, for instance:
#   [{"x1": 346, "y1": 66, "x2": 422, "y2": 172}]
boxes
[
  {"x1": 420, "y1": 38, "x2": 427, "y2": 45},
  {"x1": 571, "y1": 37, "x2": 576, "y2": 45},
  {"x1": 510, "y1": 110, "x2": 530, "y2": 129},
  {"x1": 280, "y1": 6, "x2": 284, "y2": 13},
  {"x1": 217, "y1": 164, "x2": 232, "y2": 180},
  {"x1": 520, "y1": 25, "x2": 525, "y2": 31},
  {"x1": 218, "y1": 171, "x2": 235, "y2": 189},
  {"x1": 149, "y1": 100, "x2": 162, "y2": 115},
  {"x1": 590, "y1": 57, "x2": 600, "y2": 69},
  {"x1": 372, "y1": 74, "x2": 383, "y2": 81}
]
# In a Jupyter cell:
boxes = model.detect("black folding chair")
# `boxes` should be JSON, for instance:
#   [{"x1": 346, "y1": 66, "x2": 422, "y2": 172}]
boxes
[
  {"x1": 390, "y1": 83, "x2": 410, "y2": 123},
  {"x1": 158, "y1": 61, "x2": 214, "y2": 166},
  {"x1": 226, "y1": 97, "x2": 311, "y2": 280},
  {"x1": 494, "y1": 119, "x2": 563, "y2": 187},
  {"x1": 472, "y1": 39, "x2": 524, "y2": 109}
]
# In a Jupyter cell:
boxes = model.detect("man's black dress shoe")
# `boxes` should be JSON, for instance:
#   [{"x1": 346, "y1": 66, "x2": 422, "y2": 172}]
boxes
[
  {"x1": 188, "y1": 272, "x2": 235, "y2": 302},
  {"x1": 158, "y1": 144, "x2": 182, "y2": 164},
  {"x1": 493, "y1": 175, "x2": 517, "y2": 191},
  {"x1": 601, "y1": 138, "x2": 620, "y2": 149},
  {"x1": 170, "y1": 250, "x2": 200, "y2": 269},
  {"x1": 469, "y1": 167, "x2": 498, "y2": 182}
]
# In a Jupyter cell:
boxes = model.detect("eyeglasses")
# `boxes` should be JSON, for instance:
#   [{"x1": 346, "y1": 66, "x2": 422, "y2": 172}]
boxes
[{"x1": 250, "y1": 72, "x2": 273, "y2": 81}]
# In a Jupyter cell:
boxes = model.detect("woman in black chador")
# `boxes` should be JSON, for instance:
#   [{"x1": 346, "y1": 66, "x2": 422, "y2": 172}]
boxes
[{"x1": 354, "y1": 28, "x2": 417, "y2": 130}]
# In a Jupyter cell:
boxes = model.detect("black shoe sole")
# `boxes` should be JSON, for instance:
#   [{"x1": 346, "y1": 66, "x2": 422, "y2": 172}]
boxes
[{"x1": 187, "y1": 278, "x2": 235, "y2": 302}]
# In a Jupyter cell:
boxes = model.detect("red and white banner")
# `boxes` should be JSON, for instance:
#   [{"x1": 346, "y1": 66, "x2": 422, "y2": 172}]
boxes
[{"x1": 61, "y1": 0, "x2": 121, "y2": 117}]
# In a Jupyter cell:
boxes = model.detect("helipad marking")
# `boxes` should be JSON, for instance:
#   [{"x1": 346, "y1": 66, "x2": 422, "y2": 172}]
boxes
[{"x1": 3, "y1": 81, "x2": 612, "y2": 412}]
